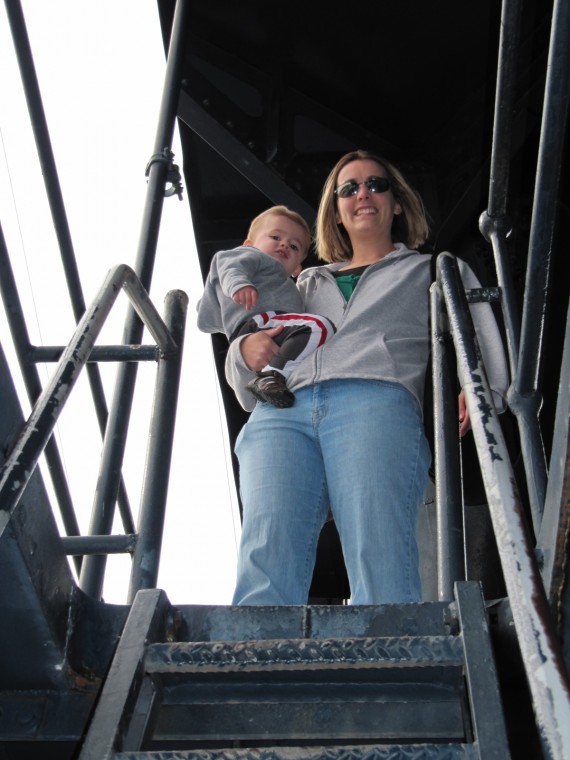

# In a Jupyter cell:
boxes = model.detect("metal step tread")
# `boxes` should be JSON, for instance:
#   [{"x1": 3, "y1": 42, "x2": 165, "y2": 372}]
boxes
[
  {"x1": 154, "y1": 686, "x2": 466, "y2": 742},
  {"x1": 145, "y1": 634, "x2": 465, "y2": 675},
  {"x1": 78, "y1": 585, "x2": 511, "y2": 760},
  {"x1": 114, "y1": 741, "x2": 479, "y2": 759}
]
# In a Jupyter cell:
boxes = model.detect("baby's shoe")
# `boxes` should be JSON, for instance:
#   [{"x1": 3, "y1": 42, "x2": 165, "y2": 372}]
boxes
[{"x1": 246, "y1": 371, "x2": 295, "y2": 408}]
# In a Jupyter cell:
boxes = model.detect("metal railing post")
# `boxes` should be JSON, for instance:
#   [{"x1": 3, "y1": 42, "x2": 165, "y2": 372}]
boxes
[
  {"x1": 439, "y1": 252, "x2": 570, "y2": 760},
  {"x1": 479, "y1": 0, "x2": 523, "y2": 379},
  {"x1": 128, "y1": 290, "x2": 189, "y2": 601},
  {"x1": 510, "y1": 0, "x2": 570, "y2": 534},
  {"x1": 0, "y1": 266, "x2": 178, "y2": 517},
  {"x1": 430, "y1": 277, "x2": 465, "y2": 600},
  {"x1": 0, "y1": 222, "x2": 81, "y2": 571},
  {"x1": 79, "y1": 0, "x2": 190, "y2": 599},
  {"x1": 3, "y1": 0, "x2": 134, "y2": 529}
]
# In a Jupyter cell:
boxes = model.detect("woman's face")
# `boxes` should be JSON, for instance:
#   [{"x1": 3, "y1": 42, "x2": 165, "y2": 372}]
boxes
[{"x1": 334, "y1": 159, "x2": 401, "y2": 241}]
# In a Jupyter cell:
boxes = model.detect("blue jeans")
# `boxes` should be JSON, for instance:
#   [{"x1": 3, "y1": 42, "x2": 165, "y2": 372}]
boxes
[{"x1": 233, "y1": 379, "x2": 431, "y2": 605}]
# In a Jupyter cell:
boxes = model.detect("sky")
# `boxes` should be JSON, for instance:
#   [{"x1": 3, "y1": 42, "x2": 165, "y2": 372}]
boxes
[{"x1": 0, "y1": 1, "x2": 241, "y2": 605}]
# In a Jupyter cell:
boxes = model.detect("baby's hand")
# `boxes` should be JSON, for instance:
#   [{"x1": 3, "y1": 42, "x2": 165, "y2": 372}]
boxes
[{"x1": 233, "y1": 286, "x2": 258, "y2": 310}]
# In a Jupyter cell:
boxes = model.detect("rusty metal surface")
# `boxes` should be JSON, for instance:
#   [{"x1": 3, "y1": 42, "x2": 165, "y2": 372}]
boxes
[
  {"x1": 438, "y1": 252, "x2": 570, "y2": 760},
  {"x1": 145, "y1": 635, "x2": 465, "y2": 674}
]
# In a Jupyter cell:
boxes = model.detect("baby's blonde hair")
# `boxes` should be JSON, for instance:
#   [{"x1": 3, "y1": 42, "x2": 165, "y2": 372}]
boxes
[{"x1": 247, "y1": 205, "x2": 311, "y2": 260}]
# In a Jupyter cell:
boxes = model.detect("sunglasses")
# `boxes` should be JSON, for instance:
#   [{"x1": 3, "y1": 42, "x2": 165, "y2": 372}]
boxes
[{"x1": 334, "y1": 176, "x2": 391, "y2": 198}]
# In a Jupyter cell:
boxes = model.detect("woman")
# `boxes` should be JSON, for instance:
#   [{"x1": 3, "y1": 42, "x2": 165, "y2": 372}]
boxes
[{"x1": 225, "y1": 149, "x2": 508, "y2": 605}]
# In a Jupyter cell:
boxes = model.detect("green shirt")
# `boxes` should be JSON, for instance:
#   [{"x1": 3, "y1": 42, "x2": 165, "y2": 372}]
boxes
[{"x1": 333, "y1": 265, "x2": 370, "y2": 300}]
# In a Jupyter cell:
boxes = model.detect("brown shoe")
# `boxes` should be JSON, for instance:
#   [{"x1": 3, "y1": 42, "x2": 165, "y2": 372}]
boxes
[{"x1": 246, "y1": 371, "x2": 295, "y2": 408}]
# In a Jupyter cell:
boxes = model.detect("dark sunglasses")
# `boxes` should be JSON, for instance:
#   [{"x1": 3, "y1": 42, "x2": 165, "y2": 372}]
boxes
[{"x1": 334, "y1": 176, "x2": 391, "y2": 198}]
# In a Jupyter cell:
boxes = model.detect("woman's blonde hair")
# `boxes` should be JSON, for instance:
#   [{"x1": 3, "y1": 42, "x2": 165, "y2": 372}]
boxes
[
  {"x1": 315, "y1": 150, "x2": 430, "y2": 263},
  {"x1": 247, "y1": 205, "x2": 311, "y2": 260}
]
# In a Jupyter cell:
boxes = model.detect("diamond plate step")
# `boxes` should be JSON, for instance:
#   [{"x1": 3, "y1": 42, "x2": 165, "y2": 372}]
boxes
[
  {"x1": 78, "y1": 583, "x2": 510, "y2": 760},
  {"x1": 115, "y1": 742, "x2": 479, "y2": 759}
]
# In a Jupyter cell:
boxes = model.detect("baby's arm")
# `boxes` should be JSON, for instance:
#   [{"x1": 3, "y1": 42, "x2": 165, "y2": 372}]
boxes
[{"x1": 216, "y1": 247, "x2": 260, "y2": 301}]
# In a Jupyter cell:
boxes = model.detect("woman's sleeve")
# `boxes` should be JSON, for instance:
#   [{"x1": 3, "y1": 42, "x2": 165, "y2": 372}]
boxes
[
  {"x1": 224, "y1": 335, "x2": 258, "y2": 412},
  {"x1": 458, "y1": 259, "x2": 510, "y2": 412}
]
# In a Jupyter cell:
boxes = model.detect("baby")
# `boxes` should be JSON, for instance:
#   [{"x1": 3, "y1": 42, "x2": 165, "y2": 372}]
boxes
[{"x1": 197, "y1": 205, "x2": 334, "y2": 407}]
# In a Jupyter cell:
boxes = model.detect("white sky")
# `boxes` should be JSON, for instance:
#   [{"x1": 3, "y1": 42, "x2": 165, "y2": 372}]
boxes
[{"x1": 0, "y1": 1, "x2": 241, "y2": 604}]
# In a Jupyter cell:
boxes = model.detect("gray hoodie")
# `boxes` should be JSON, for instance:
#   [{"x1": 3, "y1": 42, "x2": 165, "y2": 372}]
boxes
[{"x1": 225, "y1": 244, "x2": 509, "y2": 413}]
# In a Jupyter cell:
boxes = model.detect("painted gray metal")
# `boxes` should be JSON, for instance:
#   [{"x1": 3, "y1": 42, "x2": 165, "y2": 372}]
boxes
[
  {"x1": 78, "y1": 0, "x2": 192, "y2": 600},
  {"x1": 539, "y1": 304, "x2": 570, "y2": 636},
  {"x1": 128, "y1": 289, "x2": 189, "y2": 600},
  {"x1": 1, "y1": 0, "x2": 569, "y2": 757},
  {"x1": 3, "y1": 0, "x2": 136, "y2": 537},
  {"x1": 78, "y1": 584, "x2": 509, "y2": 758},
  {"x1": 0, "y1": 264, "x2": 178, "y2": 517},
  {"x1": 510, "y1": 0, "x2": 570, "y2": 532},
  {"x1": 437, "y1": 252, "x2": 570, "y2": 760},
  {"x1": 113, "y1": 747, "x2": 479, "y2": 759},
  {"x1": 430, "y1": 285, "x2": 464, "y2": 602}
]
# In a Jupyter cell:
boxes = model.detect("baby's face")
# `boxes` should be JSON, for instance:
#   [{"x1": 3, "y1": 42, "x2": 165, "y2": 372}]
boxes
[{"x1": 250, "y1": 215, "x2": 309, "y2": 277}]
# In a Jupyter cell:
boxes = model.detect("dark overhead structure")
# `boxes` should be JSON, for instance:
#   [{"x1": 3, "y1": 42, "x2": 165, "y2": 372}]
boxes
[
  {"x1": 1, "y1": 0, "x2": 570, "y2": 757},
  {"x1": 162, "y1": 0, "x2": 567, "y2": 456},
  {"x1": 160, "y1": 0, "x2": 569, "y2": 600}
]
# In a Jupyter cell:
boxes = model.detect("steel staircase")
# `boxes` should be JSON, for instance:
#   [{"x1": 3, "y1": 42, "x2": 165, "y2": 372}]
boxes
[
  {"x1": 78, "y1": 582, "x2": 510, "y2": 759},
  {"x1": 2, "y1": 1, "x2": 570, "y2": 758}
]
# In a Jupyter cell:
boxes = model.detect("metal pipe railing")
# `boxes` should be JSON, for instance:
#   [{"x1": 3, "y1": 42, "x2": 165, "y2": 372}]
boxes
[
  {"x1": 478, "y1": 0, "x2": 570, "y2": 542},
  {"x1": 430, "y1": 280, "x2": 465, "y2": 601},
  {"x1": 0, "y1": 222, "x2": 82, "y2": 573},
  {"x1": 5, "y1": 0, "x2": 87, "y2": 323},
  {"x1": 0, "y1": 265, "x2": 178, "y2": 518},
  {"x1": 61, "y1": 534, "x2": 137, "y2": 556},
  {"x1": 79, "y1": 0, "x2": 190, "y2": 599},
  {"x1": 537, "y1": 300, "x2": 570, "y2": 606},
  {"x1": 477, "y1": 0, "x2": 524, "y2": 518},
  {"x1": 437, "y1": 251, "x2": 570, "y2": 760},
  {"x1": 510, "y1": 0, "x2": 570, "y2": 534},
  {"x1": 30, "y1": 345, "x2": 161, "y2": 363},
  {"x1": 3, "y1": 0, "x2": 134, "y2": 533},
  {"x1": 128, "y1": 289, "x2": 188, "y2": 602},
  {"x1": 516, "y1": 0, "x2": 570, "y2": 396},
  {"x1": 485, "y1": 0, "x2": 523, "y2": 222}
]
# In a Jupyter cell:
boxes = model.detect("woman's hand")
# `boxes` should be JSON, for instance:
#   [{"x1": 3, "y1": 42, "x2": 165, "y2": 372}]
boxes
[
  {"x1": 240, "y1": 326, "x2": 284, "y2": 371},
  {"x1": 458, "y1": 390, "x2": 471, "y2": 437}
]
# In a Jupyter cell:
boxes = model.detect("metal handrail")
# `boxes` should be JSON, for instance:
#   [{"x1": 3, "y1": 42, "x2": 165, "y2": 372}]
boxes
[
  {"x1": 430, "y1": 283, "x2": 464, "y2": 601},
  {"x1": 3, "y1": 0, "x2": 192, "y2": 602},
  {"x1": 430, "y1": 1, "x2": 570, "y2": 750},
  {"x1": 4, "y1": 0, "x2": 134, "y2": 529},
  {"x1": 79, "y1": 0, "x2": 191, "y2": 599},
  {"x1": 435, "y1": 251, "x2": 570, "y2": 760},
  {"x1": 479, "y1": 0, "x2": 522, "y2": 377},
  {"x1": 0, "y1": 221, "x2": 81, "y2": 573},
  {"x1": 0, "y1": 264, "x2": 188, "y2": 599},
  {"x1": 510, "y1": 0, "x2": 570, "y2": 534},
  {"x1": 0, "y1": 263, "x2": 178, "y2": 511},
  {"x1": 127, "y1": 289, "x2": 188, "y2": 602},
  {"x1": 481, "y1": 0, "x2": 570, "y2": 537}
]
